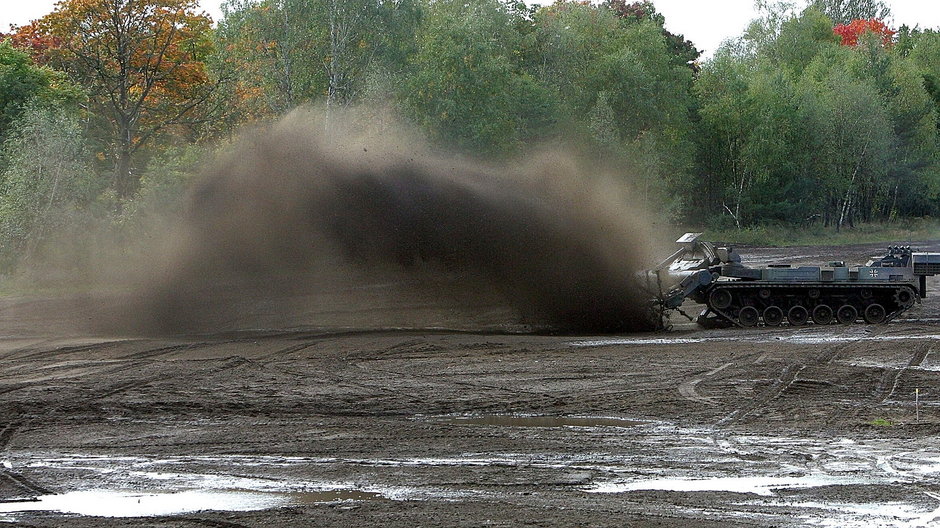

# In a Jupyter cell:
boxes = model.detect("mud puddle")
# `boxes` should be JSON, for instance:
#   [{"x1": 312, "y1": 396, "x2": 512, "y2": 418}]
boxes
[
  {"x1": 589, "y1": 474, "x2": 869, "y2": 496},
  {"x1": 441, "y1": 415, "x2": 644, "y2": 428},
  {"x1": 8, "y1": 423, "x2": 940, "y2": 525},
  {"x1": 773, "y1": 498, "x2": 940, "y2": 527},
  {"x1": 0, "y1": 454, "x2": 394, "y2": 520},
  {"x1": 0, "y1": 488, "x2": 385, "y2": 519},
  {"x1": 2, "y1": 490, "x2": 293, "y2": 517}
]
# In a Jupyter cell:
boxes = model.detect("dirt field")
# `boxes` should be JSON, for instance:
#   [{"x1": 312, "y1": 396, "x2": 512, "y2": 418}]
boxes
[{"x1": 1, "y1": 241, "x2": 940, "y2": 527}]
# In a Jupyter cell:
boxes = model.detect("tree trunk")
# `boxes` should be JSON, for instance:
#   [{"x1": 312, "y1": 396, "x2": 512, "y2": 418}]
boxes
[
  {"x1": 114, "y1": 146, "x2": 133, "y2": 201},
  {"x1": 327, "y1": 0, "x2": 343, "y2": 107},
  {"x1": 113, "y1": 114, "x2": 135, "y2": 200},
  {"x1": 837, "y1": 139, "x2": 870, "y2": 231}
]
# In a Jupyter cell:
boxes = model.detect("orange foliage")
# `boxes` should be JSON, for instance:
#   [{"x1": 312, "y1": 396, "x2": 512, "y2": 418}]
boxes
[
  {"x1": 833, "y1": 19, "x2": 895, "y2": 47},
  {"x1": 26, "y1": 0, "x2": 215, "y2": 197},
  {"x1": 2, "y1": 22, "x2": 62, "y2": 65}
]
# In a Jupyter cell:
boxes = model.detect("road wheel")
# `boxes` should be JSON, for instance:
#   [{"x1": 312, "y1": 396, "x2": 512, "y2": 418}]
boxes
[
  {"x1": 709, "y1": 289, "x2": 732, "y2": 310},
  {"x1": 738, "y1": 306, "x2": 759, "y2": 327},
  {"x1": 836, "y1": 304, "x2": 857, "y2": 324},
  {"x1": 864, "y1": 303, "x2": 887, "y2": 324},
  {"x1": 894, "y1": 287, "x2": 915, "y2": 309},
  {"x1": 763, "y1": 306, "x2": 784, "y2": 326},
  {"x1": 787, "y1": 305, "x2": 809, "y2": 326},
  {"x1": 812, "y1": 304, "x2": 833, "y2": 325}
]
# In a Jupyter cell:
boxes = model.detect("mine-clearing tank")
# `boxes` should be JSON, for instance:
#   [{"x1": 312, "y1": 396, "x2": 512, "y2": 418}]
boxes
[{"x1": 644, "y1": 233, "x2": 940, "y2": 328}]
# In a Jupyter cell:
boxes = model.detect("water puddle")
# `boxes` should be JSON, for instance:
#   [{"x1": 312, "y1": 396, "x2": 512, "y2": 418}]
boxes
[
  {"x1": 7, "y1": 426, "x2": 940, "y2": 524},
  {"x1": 0, "y1": 488, "x2": 383, "y2": 518},
  {"x1": 293, "y1": 489, "x2": 385, "y2": 503},
  {"x1": 588, "y1": 474, "x2": 866, "y2": 496},
  {"x1": 442, "y1": 415, "x2": 643, "y2": 428},
  {"x1": 764, "y1": 499, "x2": 940, "y2": 528}
]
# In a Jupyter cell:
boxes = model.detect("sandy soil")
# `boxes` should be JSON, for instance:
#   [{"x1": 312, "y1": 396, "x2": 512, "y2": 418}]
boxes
[{"x1": 1, "y1": 242, "x2": 940, "y2": 527}]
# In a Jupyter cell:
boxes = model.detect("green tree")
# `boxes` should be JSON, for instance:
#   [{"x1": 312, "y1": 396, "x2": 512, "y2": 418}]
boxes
[
  {"x1": 35, "y1": 0, "x2": 216, "y2": 200},
  {"x1": 215, "y1": 0, "x2": 421, "y2": 119},
  {"x1": 403, "y1": 0, "x2": 533, "y2": 153},
  {"x1": 693, "y1": 48, "x2": 752, "y2": 225},
  {"x1": 528, "y1": 1, "x2": 694, "y2": 207},
  {"x1": 215, "y1": 0, "x2": 325, "y2": 116},
  {"x1": 768, "y1": 6, "x2": 840, "y2": 76},
  {"x1": 0, "y1": 41, "x2": 81, "y2": 144},
  {"x1": 808, "y1": 0, "x2": 891, "y2": 25},
  {"x1": 906, "y1": 30, "x2": 940, "y2": 130},
  {"x1": 694, "y1": 3, "x2": 939, "y2": 229},
  {"x1": 0, "y1": 104, "x2": 96, "y2": 269},
  {"x1": 800, "y1": 49, "x2": 895, "y2": 228},
  {"x1": 605, "y1": 0, "x2": 701, "y2": 71}
]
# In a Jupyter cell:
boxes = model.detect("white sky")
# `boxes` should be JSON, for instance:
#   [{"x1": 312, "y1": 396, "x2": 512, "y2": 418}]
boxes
[
  {"x1": 654, "y1": 0, "x2": 940, "y2": 58},
  {"x1": 2, "y1": 0, "x2": 940, "y2": 60}
]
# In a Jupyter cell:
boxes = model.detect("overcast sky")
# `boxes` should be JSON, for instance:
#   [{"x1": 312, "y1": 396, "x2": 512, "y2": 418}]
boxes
[{"x1": 2, "y1": 0, "x2": 940, "y2": 60}]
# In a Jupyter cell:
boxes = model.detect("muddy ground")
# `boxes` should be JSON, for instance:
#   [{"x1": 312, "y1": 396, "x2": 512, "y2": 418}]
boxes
[{"x1": 1, "y1": 242, "x2": 940, "y2": 527}]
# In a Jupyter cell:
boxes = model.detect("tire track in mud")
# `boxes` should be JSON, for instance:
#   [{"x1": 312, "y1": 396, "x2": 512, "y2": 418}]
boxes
[
  {"x1": 0, "y1": 356, "x2": 250, "y2": 451},
  {"x1": 0, "y1": 343, "x2": 209, "y2": 401},
  {"x1": 115, "y1": 343, "x2": 200, "y2": 360},
  {"x1": 0, "y1": 338, "x2": 56, "y2": 361},
  {"x1": 0, "y1": 344, "x2": 269, "y2": 499},
  {"x1": 253, "y1": 358, "x2": 431, "y2": 407},
  {"x1": 869, "y1": 343, "x2": 931, "y2": 405},
  {"x1": 716, "y1": 343, "x2": 853, "y2": 426},
  {"x1": 0, "y1": 422, "x2": 52, "y2": 499},
  {"x1": 918, "y1": 491, "x2": 940, "y2": 526},
  {"x1": 0, "y1": 421, "x2": 20, "y2": 452},
  {"x1": 255, "y1": 342, "x2": 319, "y2": 361},
  {"x1": 678, "y1": 362, "x2": 734, "y2": 406},
  {"x1": 374, "y1": 365, "x2": 569, "y2": 409},
  {"x1": 0, "y1": 384, "x2": 29, "y2": 397},
  {"x1": 0, "y1": 355, "x2": 254, "y2": 499},
  {"x1": 0, "y1": 470, "x2": 52, "y2": 496},
  {"x1": 6, "y1": 341, "x2": 123, "y2": 361},
  {"x1": 349, "y1": 340, "x2": 569, "y2": 409},
  {"x1": 161, "y1": 518, "x2": 252, "y2": 528},
  {"x1": 88, "y1": 355, "x2": 251, "y2": 401},
  {"x1": 0, "y1": 341, "x2": 226, "y2": 400},
  {"x1": 677, "y1": 352, "x2": 766, "y2": 407},
  {"x1": 0, "y1": 359, "x2": 163, "y2": 400}
]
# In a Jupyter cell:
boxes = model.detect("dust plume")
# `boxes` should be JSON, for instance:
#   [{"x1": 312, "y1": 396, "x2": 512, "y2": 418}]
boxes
[{"x1": 119, "y1": 109, "x2": 659, "y2": 335}]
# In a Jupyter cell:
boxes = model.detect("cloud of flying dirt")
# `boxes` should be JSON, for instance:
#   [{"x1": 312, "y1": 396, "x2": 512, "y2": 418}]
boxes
[{"x1": 114, "y1": 108, "x2": 659, "y2": 335}]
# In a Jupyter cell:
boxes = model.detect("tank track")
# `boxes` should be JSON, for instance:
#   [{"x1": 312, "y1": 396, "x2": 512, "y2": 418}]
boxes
[{"x1": 700, "y1": 283, "x2": 918, "y2": 328}]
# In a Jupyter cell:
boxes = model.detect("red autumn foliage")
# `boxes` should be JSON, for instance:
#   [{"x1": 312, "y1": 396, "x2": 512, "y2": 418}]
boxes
[
  {"x1": 833, "y1": 19, "x2": 895, "y2": 47},
  {"x1": 0, "y1": 22, "x2": 62, "y2": 65}
]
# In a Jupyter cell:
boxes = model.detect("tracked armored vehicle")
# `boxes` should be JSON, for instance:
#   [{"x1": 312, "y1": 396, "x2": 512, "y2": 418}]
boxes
[{"x1": 644, "y1": 233, "x2": 940, "y2": 328}]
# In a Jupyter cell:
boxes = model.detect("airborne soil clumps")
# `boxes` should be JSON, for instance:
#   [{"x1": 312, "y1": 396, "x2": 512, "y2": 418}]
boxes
[{"x1": 122, "y1": 109, "x2": 658, "y2": 335}]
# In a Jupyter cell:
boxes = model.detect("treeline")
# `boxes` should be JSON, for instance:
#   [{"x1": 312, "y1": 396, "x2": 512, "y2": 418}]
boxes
[{"x1": 0, "y1": 0, "x2": 939, "y2": 271}]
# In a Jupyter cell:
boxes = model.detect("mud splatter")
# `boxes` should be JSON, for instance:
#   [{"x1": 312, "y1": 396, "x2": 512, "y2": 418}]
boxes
[{"x1": 115, "y1": 109, "x2": 657, "y2": 335}]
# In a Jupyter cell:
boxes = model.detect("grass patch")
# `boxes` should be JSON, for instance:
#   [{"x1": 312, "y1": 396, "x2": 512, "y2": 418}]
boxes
[
  {"x1": 868, "y1": 418, "x2": 894, "y2": 427},
  {"x1": 694, "y1": 218, "x2": 940, "y2": 247}
]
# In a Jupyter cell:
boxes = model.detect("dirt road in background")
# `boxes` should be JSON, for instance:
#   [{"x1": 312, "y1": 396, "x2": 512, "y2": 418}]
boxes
[{"x1": 1, "y1": 242, "x2": 939, "y2": 527}]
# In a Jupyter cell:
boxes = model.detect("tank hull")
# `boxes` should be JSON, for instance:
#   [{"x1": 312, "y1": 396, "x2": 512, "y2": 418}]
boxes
[{"x1": 645, "y1": 234, "x2": 938, "y2": 328}]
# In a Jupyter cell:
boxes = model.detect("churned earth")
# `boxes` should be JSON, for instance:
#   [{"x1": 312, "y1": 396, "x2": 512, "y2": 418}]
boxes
[{"x1": 1, "y1": 241, "x2": 940, "y2": 527}]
